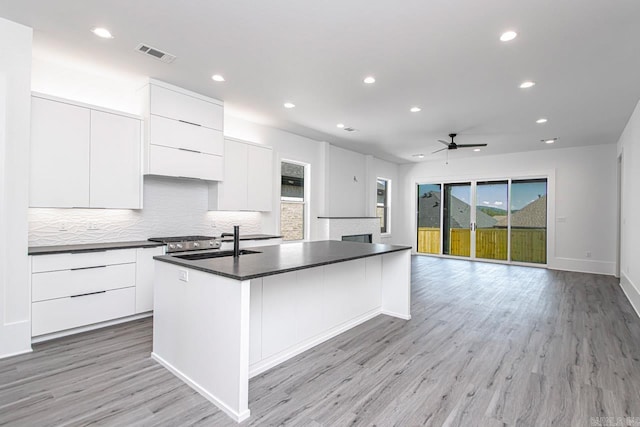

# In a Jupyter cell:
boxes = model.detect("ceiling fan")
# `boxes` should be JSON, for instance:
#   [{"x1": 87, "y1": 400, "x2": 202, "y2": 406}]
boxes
[{"x1": 432, "y1": 133, "x2": 487, "y2": 154}]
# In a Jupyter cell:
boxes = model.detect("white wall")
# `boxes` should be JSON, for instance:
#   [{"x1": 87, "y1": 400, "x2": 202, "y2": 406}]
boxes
[
  {"x1": 0, "y1": 18, "x2": 32, "y2": 358},
  {"x1": 397, "y1": 144, "x2": 618, "y2": 275},
  {"x1": 326, "y1": 145, "x2": 367, "y2": 217},
  {"x1": 617, "y1": 99, "x2": 640, "y2": 315}
]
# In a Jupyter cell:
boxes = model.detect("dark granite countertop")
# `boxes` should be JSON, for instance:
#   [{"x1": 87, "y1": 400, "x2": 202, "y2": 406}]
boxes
[
  {"x1": 154, "y1": 240, "x2": 411, "y2": 280},
  {"x1": 29, "y1": 240, "x2": 165, "y2": 255},
  {"x1": 219, "y1": 234, "x2": 282, "y2": 242}
]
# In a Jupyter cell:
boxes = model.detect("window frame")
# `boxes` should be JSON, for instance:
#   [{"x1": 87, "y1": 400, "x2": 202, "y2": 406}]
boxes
[
  {"x1": 376, "y1": 177, "x2": 391, "y2": 235},
  {"x1": 280, "y1": 159, "x2": 309, "y2": 242}
]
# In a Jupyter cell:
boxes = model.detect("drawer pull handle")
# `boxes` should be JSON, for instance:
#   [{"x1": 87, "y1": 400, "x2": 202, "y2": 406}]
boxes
[
  {"x1": 178, "y1": 119, "x2": 202, "y2": 127},
  {"x1": 70, "y1": 265, "x2": 107, "y2": 271},
  {"x1": 178, "y1": 147, "x2": 201, "y2": 154},
  {"x1": 70, "y1": 290, "x2": 107, "y2": 298}
]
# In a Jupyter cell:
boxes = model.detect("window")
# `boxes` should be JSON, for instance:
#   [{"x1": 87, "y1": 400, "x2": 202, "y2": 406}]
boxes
[
  {"x1": 280, "y1": 161, "x2": 306, "y2": 241},
  {"x1": 377, "y1": 178, "x2": 390, "y2": 234}
]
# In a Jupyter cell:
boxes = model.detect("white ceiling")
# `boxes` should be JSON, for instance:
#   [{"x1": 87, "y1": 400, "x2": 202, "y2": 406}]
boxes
[{"x1": 1, "y1": 0, "x2": 639, "y2": 163}]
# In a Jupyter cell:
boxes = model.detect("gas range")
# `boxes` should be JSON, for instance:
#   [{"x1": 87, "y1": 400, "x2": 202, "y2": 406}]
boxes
[{"x1": 148, "y1": 235, "x2": 222, "y2": 254}]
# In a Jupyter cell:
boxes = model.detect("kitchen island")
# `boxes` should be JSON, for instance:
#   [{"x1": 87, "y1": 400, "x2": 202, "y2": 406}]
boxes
[{"x1": 152, "y1": 240, "x2": 411, "y2": 422}]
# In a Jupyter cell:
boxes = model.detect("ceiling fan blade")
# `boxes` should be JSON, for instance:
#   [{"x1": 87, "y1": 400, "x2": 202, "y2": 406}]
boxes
[
  {"x1": 456, "y1": 143, "x2": 488, "y2": 148},
  {"x1": 431, "y1": 147, "x2": 447, "y2": 154},
  {"x1": 437, "y1": 140, "x2": 450, "y2": 146}
]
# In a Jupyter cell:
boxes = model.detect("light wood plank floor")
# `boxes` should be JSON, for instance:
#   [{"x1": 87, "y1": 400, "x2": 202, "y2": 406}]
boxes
[{"x1": 2, "y1": 256, "x2": 640, "y2": 426}]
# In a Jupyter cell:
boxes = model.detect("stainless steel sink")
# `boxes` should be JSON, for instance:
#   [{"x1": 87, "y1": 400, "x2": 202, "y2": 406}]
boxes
[{"x1": 174, "y1": 249, "x2": 261, "y2": 261}]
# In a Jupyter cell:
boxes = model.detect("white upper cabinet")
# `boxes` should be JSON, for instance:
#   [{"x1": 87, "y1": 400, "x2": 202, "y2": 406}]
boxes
[
  {"x1": 142, "y1": 79, "x2": 224, "y2": 181},
  {"x1": 149, "y1": 115, "x2": 223, "y2": 155},
  {"x1": 149, "y1": 84, "x2": 223, "y2": 130},
  {"x1": 30, "y1": 94, "x2": 142, "y2": 209},
  {"x1": 209, "y1": 138, "x2": 273, "y2": 212},
  {"x1": 216, "y1": 139, "x2": 248, "y2": 211},
  {"x1": 30, "y1": 97, "x2": 91, "y2": 208},
  {"x1": 247, "y1": 143, "x2": 274, "y2": 212},
  {"x1": 90, "y1": 110, "x2": 142, "y2": 208}
]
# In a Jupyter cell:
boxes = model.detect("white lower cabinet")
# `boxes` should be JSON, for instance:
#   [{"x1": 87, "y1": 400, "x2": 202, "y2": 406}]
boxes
[
  {"x1": 135, "y1": 246, "x2": 165, "y2": 313},
  {"x1": 32, "y1": 288, "x2": 136, "y2": 337},
  {"x1": 30, "y1": 246, "x2": 164, "y2": 338}
]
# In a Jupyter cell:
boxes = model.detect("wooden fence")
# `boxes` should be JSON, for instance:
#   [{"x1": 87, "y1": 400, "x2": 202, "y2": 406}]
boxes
[{"x1": 417, "y1": 227, "x2": 546, "y2": 263}]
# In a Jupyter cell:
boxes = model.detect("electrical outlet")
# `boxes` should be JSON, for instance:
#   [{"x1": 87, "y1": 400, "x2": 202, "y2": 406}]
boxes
[
  {"x1": 88, "y1": 223, "x2": 99, "y2": 230},
  {"x1": 179, "y1": 269, "x2": 189, "y2": 282},
  {"x1": 586, "y1": 251, "x2": 592, "y2": 258}
]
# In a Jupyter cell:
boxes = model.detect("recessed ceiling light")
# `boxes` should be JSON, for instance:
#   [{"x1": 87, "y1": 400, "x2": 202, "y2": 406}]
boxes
[
  {"x1": 336, "y1": 123, "x2": 345, "y2": 128},
  {"x1": 500, "y1": 31, "x2": 518, "y2": 42},
  {"x1": 283, "y1": 102, "x2": 295, "y2": 109},
  {"x1": 211, "y1": 74, "x2": 225, "y2": 82},
  {"x1": 410, "y1": 107, "x2": 422, "y2": 113},
  {"x1": 473, "y1": 148, "x2": 481, "y2": 152},
  {"x1": 536, "y1": 118, "x2": 548, "y2": 124},
  {"x1": 542, "y1": 138, "x2": 558, "y2": 144},
  {"x1": 91, "y1": 27, "x2": 114, "y2": 39},
  {"x1": 412, "y1": 154, "x2": 425, "y2": 159},
  {"x1": 363, "y1": 76, "x2": 376, "y2": 84},
  {"x1": 520, "y1": 81, "x2": 536, "y2": 89}
]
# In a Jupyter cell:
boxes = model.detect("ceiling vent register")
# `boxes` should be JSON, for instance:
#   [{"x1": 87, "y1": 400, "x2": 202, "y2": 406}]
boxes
[{"x1": 135, "y1": 43, "x2": 176, "y2": 63}]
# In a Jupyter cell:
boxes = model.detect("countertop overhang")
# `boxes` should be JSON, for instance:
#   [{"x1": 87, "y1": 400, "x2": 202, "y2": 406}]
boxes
[
  {"x1": 154, "y1": 240, "x2": 411, "y2": 281},
  {"x1": 28, "y1": 240, "x2": 165, "y2": 255}
]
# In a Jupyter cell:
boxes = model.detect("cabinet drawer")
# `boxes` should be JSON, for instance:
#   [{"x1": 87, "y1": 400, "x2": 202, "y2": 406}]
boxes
[
  {"x1": 32, "y1": 263, "x2": 136, "y2": 302},
  {"x1": 32, "y1": 287, "x2": 135, "y2": 336},
  {"x1": 150, "y1": 85, "x2": 223, "y2": 130},
  {"x1": 150, "y1": 114, "x2": 223, "y2": 155},
  {"x1": 32, "y1": 249, "x2": 137, "y2": 273},
  {"x1": 148, "y1": 144, "x2": 223, "y2": 181}
]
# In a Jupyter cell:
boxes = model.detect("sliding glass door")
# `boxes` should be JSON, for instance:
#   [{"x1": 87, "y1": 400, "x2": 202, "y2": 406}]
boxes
[
  {"x1": 476, "y1": 181, "x2": 508, "y2": 261},
  {"x1": 510, "y1": 179, "x2": 547, "y2": 264},
  {"x1": 416, "y1": 177, "x2": 547, "y2": 265},
  {"x1": 417, "y1": 184, "x2": 442, "y2": 254},
  {"x1": 443, "y1": 183, "x2": 471, "y2": 257}
]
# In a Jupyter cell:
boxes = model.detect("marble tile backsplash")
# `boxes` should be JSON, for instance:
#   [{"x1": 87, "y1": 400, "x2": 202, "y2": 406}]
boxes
[{"x1": 28, "y1": 176, "x2": 262, "y2": 246}]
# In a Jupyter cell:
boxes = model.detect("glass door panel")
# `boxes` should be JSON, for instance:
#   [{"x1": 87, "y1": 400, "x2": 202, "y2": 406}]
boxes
[
  {"x1": 417, "y1": 184, "x2": 442, "y2": 254},
  {"x1": 443, "y1": 183, "x2": 471, "y2": 257},
  {"x1": 475, "y1": 181, "x2": 508, "y2": 260},
  {"x1": 510, "y1": 179, "x2": 548, "y2": 263}
]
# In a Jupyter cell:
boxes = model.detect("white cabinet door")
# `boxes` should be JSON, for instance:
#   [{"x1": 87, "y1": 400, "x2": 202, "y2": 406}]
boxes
[
  {"x1": 247, "y1": 144, "x2": 273, "y2": 211},
  {"x1": 218, "y1": 139, "x2": 248, "y2": 210},
  {"x1": 135, "y1": 246, "x2": 165, "y2": 313},
  {"x1": 149, "y1": 114, "x2": 223, "y2": 155},
  {"x1": 90, "y1": 110, "x2": 142, "y2": 209},
  {"x1": 149, "y1": 84, "x2": 223, "y2": 130},
  {"x1": 148, "y1": 145, "x2": 224, "y2": 181},
  {"x1": 30, "y1": 97, "x2": 90, "y2": 208}
]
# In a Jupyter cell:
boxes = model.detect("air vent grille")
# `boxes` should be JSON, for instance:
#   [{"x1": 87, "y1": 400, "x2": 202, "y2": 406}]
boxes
[
  {"x1": 343, "y1": 127, "x2": 357, "y2": 132},
  {"x1": 135, "y1": 43, "x2": 176, "y2": 63}
]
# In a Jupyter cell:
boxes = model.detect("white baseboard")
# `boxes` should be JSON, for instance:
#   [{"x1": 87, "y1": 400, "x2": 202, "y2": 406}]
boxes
[
  {"x1": 381, "y1": 310, "x2": 412, "y2": 320},
  {"x1": 0, "y1": 347, "x2": 32, "y2": 360},
  {"x1": 550, "y1": 257, "x2": 616, "y2": 275},
  {"x1": 151, "y1": 352, "x2": 250, "y2": 423},
  {"x1": 620, "y1": 272, "x2": 640, "y2": 319},
  {"x1": 0, "y1": 319, "x2": 32, "y2": 359},
  {"x1": 31, "y1": 312, "x2": 153, "y2": 344},
  {"x1": 249, "y1": 308, "x2": 382, "y2": 378}
]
